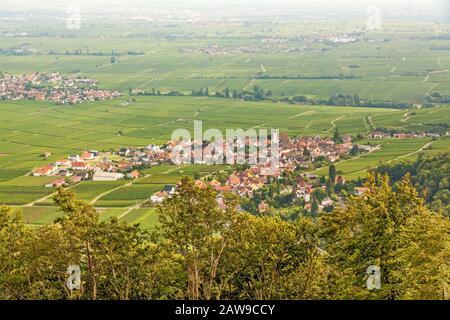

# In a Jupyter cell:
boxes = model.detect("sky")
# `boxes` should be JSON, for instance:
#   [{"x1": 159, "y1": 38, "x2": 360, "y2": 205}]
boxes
[{"x1": 0, "y1": 0, "x2": 448, "y2": 21}]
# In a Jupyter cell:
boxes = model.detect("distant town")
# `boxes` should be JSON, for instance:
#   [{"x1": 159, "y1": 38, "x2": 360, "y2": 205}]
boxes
[
  {"x1": 181, "y1": 34, "x2": 366, "y2": 55},
  {"x1": 0, "y1": 72, "x2": 122, "y2": 104}
]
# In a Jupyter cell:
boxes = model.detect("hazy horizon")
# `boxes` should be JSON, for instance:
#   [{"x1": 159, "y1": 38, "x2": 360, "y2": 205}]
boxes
[{"x1": 0, "y1": 0, "x2": 448, "y2": 22}]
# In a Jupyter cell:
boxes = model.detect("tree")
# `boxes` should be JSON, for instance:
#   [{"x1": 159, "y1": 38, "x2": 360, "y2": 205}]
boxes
[
  {"x1": 328, "y1": 163, "x2": 337, "y2": 184},
  {"x1": 156, "y1": 177, "x2": 242, "y2": 299},
  {"x1": 332, "y1": 127, "x2": 342, "y2": 144},
  {"x1": 17, "y1": 188, "x2": 182, "y2": 300},
  {"x1": 0, "y1": 207, "x2": 32, "y2": 299},
  {"x1": 320, "y1": 173, "x2": 450, "y2": 299},
  {"x1": 312, "y1": 188, "x2": 327, "y2": 202},
  {"x1": 253, "y1": 85, "x2": 264, "y2": 101},
  {"x1": 310, "y1": 199, "x2": 320, "y2": 217},
  {"x1": 222, "y1": 216, "x2": 330, "y2": 299}
]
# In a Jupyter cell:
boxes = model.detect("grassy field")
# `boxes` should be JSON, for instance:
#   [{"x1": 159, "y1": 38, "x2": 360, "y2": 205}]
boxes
[
  {"x1": 315, "y1": 137, "x2": 450, "y2": 179},
  {"x1": 22, "y1": 205, "x2": 160, "y2": 231}
]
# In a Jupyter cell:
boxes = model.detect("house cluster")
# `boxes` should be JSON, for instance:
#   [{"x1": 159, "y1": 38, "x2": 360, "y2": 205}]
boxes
[
  {"x1": 219, "y1": 166, "x2": 272, "y2": 198},
  {"x1": 118, "y1": 145, "x2": 172, "y2": 165},
  {"x1": 262, "y1": 33, "x2": 365, "y2": 44},
  {"x1": 151, "y1": 134, "x2": 357, "y2": 208},
  {"x1": 32, "y1": 150, "x2": 141, "y2": 187},
  {"x1": 0, "y1": 47, "x2": 36, "y2": 56},
  {"x1": 164, "y1": 137, "x2": 278, "y2": 168},
  {"x1": 181, "y1": 44, "x2": 305, "y2": 55},
  {"x1": 368, "y1": 130, "x2": 446, "y2": 139},
  {"x1": 280, "y1": 135, "x2": 354, "y2": 164},
  {"x1": 0, "y1": 72, "x2": 121, "y2": 104},
  {"x1": 30, "y1": 133, "x2": 367, "y2": 208},
  {"x1": 164, "y1": 133, "x2": 355, "y2": 168}
]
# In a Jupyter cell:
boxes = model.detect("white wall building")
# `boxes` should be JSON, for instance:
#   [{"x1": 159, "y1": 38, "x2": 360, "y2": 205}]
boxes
[{"x1": 93, "y1": 171, "x2": 124, "y2": 181}]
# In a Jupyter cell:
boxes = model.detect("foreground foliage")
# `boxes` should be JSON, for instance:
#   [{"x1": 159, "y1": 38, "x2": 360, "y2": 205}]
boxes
[
  {"x1": 0, "y1": 175, "x2": 448, "y2": 300},
  {"x1": 375, "y1": 152, "x2": 450, "y2": 217}
]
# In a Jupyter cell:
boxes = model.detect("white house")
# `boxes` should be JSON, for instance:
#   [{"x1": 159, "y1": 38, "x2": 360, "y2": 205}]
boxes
[
  {"x1": 33, "y1": 164, "x2": 58, "y2": 176},
  {"x1": 151, "y1": 191, "x2": 166, "y2": 203}
]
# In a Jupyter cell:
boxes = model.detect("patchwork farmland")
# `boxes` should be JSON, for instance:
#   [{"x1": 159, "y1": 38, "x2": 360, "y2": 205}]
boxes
[
  {"x1": 1, "y1": 16, "x2": 450, "y2": 230},
  {"x1": 0, "y1": 96, "x2": 449, "y2": 228}
]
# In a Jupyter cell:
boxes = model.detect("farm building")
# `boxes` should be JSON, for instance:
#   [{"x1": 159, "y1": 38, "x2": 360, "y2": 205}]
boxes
[{"x1": 92, "y1": 171, "x2": 124, "y2": 181}]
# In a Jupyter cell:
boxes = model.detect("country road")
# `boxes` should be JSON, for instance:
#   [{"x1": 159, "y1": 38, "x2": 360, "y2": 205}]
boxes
[{"x1": 90, "y1": 180, "x2": 134, "y2": 205}]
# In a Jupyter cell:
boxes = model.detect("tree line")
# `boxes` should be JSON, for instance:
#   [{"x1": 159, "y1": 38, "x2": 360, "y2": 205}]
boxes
[
  {"x1": 1, "y1": 171, "x2": 449, "y2": 300},
  {"x1": 374, "y1": 152, "x2": 450, "y2": 218},
  {"x1": 131, "y1": 85, "x2": 414, "y2": 109}
]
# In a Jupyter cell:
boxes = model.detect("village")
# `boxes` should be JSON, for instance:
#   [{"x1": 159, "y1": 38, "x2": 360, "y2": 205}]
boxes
[
  {"x1": 31, "y1": 132, "x2": 376, "y2": 214},
  {"x1": 0, "y1": 72, "x2": 122, "y2": 104},
  {"x1": 181, "y1": 44, "x2": 306, "y2": 55},
  {"x1": 180, "y1": 33, "x2": 366, "y2": 56},
  {"x1": 36, "y1": 128, "x2": 447, "y2": 214},
  {"x1": 33, "y1": 126, "x2": 447, "y2": 213}
]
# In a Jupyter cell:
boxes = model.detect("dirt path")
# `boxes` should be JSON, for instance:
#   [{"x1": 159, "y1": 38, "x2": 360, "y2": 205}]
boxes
[
  {"x1": 345, "y1": 140, "x2": 433, "y2": 177},
  {"x1": 427, "y1": 83, "x2": 440, "y2": 95},
  {"x1": 327, "y1": 115, "x2": 346, "y2": 132},
  {"x1": 387, "y1": 141, "x2": 433, "y2": 163},
  {"x1": 90, "y1": 172, "x2": 156, "y2": 205},
  {"x1": 400, "y1": 111, "x2": 413, "y2": 123},
  {"x1": 24, "y1": 191, "x2": 59, "y2": 207},
  {"x1": 90, "y1": 180, "x2": 134, "y2": 205},
  {"x1": 366, "y1": 115, "x2": 374, "y2": 129},
  {"x1": 243, "y1": 79, "x2": 254, "y2": 91},
  {"x1": 424, "y1": 69, "x2": 450, "y2": 82},
  {"x1": 118, "y1": 202, "x2": 144, "y2": 219},
  {"x1": 287, "y1": 111, "x2": 315, "y2": 120},
  {"x1": 310, "y1": 145, "x2": 381, "y2": 174},
  {"x1": 252, "y1": 111, "x2": 316, "y2": 129}
]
